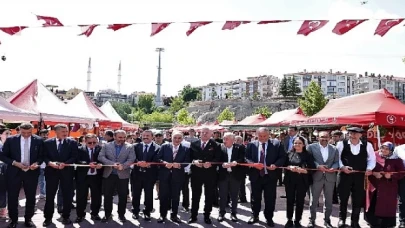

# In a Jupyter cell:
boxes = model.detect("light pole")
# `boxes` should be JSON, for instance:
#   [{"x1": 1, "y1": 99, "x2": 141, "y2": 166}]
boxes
[{"x1": 155, "y1": 48, "x2": 164, "y2": 106}]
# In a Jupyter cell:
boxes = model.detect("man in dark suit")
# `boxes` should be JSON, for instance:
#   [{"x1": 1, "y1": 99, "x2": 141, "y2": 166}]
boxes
[
  {"x1": 42, "y1": 124, "x2": 78, "y2": 226},
  {"x1": 188, "y1": 127, "x2": 221, "y2": 225},
  {"x1": 131, "y1": 130, "x2": 160, "y2": 221},
  {"x1": 246, "y1": 127, "x2": 286, "y2": 227},
  {"x1": 157, "y1": 131, "x2": 191, "y2": 223},
  {"x1": 284, "y1": 126, "x2": 298, "y2": 152},
  {"x1": 0, "y1": 123, "x2": 43, "y2": 228},
  {"x1": 75, "y1": 134, "x2": 103, "y2": 223},
  {"x1": 217, "y1": 132, "x2": 245, "y2": 222},
  {"x1": 235, "y1": 135, "x2": 248, "y2": 203}
]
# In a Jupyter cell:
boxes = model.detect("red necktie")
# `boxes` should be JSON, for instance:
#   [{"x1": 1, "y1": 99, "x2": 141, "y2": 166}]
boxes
[
  {"x1": 90, "y1": 149, "x2": 95, "y2": 173},
  {"x1": 259, "y1": 143, "x2": 265, "y2": 177},
  {"x1": 201, "y1": 142, "x2": 206, "y2": 150}
]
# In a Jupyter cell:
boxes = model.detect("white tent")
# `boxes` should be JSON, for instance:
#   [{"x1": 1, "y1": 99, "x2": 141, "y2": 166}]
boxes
[
  {"x1": 0, "y1": 96, "x2": 38, "y2": 122},
  {"x1": 100, "y1": 101, "x2": 138, "y2": 129}
]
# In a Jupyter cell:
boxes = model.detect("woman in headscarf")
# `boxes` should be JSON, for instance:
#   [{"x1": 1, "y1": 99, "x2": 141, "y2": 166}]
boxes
[
  {"x1": 365, "y1": 141, "x2": 405, "y2": 228},
  {"x1": 0, "y1": 127, "x2": 10, "y2": 218}
]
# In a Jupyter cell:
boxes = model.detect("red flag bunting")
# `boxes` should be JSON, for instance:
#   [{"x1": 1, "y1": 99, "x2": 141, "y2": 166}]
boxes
[
  {"x1": 36, "y1": 15, "x2": 63, "y2": 27},
  {"x1": 78, "y1": 25, "x2": 99, "y2": 37},
  {"x1": 151, "y1": 23, "x2": 171, "y2": 36},
  {"x1": 374, "y1": 19, "x2": 404, "y2": 37},
  {"x1": 186, "y1": 22, "x2": 212, "y2": 36},
  {"x1": 222, "y1": 21, "x2": 250, "y2": 30},
  {"x1": 297, "y1": 20, "x2": 329, "y2": 36},
  {"x1": 107, "y1": 24, "x2": 132, "y2": 31},
  {"x1": 257, "y1": 20, "x2": 291, "y2": 24},
  {"x1": 332, "y1": 20, "x2": 367, "y2": 35},
  {"x1": 0, "y1": 26, "x2": 27, "y2": 36}
]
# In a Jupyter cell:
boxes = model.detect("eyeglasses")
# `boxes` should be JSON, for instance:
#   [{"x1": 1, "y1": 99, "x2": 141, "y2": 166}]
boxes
[{"x1": 87, "y1": 142, "x2": 97, "y2": 145}]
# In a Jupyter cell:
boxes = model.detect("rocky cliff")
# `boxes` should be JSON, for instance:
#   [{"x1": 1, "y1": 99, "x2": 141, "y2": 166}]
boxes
[{"x1": 187, "y1": 98, "x2": 298, "y2": 123}]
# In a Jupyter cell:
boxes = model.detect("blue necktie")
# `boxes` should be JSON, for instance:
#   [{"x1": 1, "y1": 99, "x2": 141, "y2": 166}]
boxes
[
  {"x1": 57, "y1": 139, "x2": 62, "y2": 153},
  {"x1": 144, "y1": 145, "x2": 149, "y2": 159}
]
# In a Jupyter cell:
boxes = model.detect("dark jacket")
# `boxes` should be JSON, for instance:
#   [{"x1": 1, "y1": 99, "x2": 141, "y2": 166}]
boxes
[
  {"x1": 43, "y1": 137, "x2": 78, "y2": 176},
  {"x1": 189, "y1": 139, "x2": 221, "y2": 178},
  {"x1": 218, "y1": 143, "x2": 246, "y2": 181},
  {"x1": 157, "y1": 143, "x2": 190, "y2": 182},
  {"x1": 133, "y1": 142, "x2": 160, "y2": 181},
  {"x1": 76, "y1": 145, "x2": 103, "y2": 180}
]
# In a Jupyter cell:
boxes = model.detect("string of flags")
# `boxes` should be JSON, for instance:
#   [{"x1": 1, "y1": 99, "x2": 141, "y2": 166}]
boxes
[{"x1": 0, "y1": 14, "x2": 403, "y2": 40}]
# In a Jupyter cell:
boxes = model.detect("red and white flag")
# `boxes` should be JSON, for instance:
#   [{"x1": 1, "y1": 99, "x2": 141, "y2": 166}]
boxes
[
  {"x1": 297, "y1": 20, "x2": 329, "y2": 36},
  {"x1": 0, "y1": 26, "x2": 27, "y2": 36},
  {"x1": 374, "y1": 19, "x2": 404, "y2": 37},
  {"x1": 36, "y1": 15, "x2": 63, "y2": 27},
  {"x1": 222, "y1": 21, "x2": 250, "y2": 30},
  {"x1": 257, "y1": 20, "x2": 291, "y2": 24},
  {"x1": 332, "y1": 20, "x2": 367, "y2": 35},
  {"x1": 186, "y1": 21, "x2": 212, "y2": 36},
  {"x1": 151, "y1": 23, "x2": 171, "y2": 36},
  {"x1": 107, "y1": 24, "x2": 132, "y2": 31},
  {"x1": 78, "y1": 25, "x2": 99, "y2": 37}
]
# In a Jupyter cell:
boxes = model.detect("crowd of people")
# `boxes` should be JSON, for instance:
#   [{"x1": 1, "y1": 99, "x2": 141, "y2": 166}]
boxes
[{"x1": 0, "y1": 123, "x2": 404, "y2": 228}]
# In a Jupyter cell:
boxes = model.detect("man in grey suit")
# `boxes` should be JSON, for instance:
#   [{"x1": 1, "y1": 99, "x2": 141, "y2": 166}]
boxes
[
  {"x1": 307, "y1": 131, "x2": 339, "y2": 228},
  {"x1": 98, "y1": 130, "x2": 135, "y2": 223}
]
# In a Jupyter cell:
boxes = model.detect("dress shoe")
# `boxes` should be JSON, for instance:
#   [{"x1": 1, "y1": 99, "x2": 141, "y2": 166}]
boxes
[
  {"x1": 280, "y1": 195, "x2": 287, "y2": 198},
  {"x1": 57, "y1": 206, "x2": 63, "y2": 214},
  {"x1": 182, "y1": 207, "x2": 189, "y2": 212},
  {"x1": 71, "y1": 204, "x2": 76, "y2": 209},
  {"x1": 119, "y1": 216, "x2": 126, "y2": 222},
  {"x1": 75, "y1": 217, "x2": 84, "y2": 223},
  {"x1": 24, "y1": 220, "x2": 34, "y2": 227},
  {"x1": 157, "y1": 216, "x2": 166, "y2": 223},
  {"x1": 62, "y1": 218, "x2": 72, "y2": 225},
  {"x1": 239, "y1": 198, "x2": 247, "y2": 203},
  {"x1": 350, "y1": 221, "x2": 360, "y2": 228},
  {"x1": 91, "y1": 215, "x2": 101, "y2": 221},
  {"x1": 144, "y1": 214, "x2": 151, "y2": 221},
  {"x1": 7, "y1": 221, "x2": 17, "y2": 228},
  {"x1": 217, "y1": 215, "x2": 224, "y2": 222},
  {"x1": 294, "y1": 220, "x2": 302, "y2": 227},
  {"x1": 324, "y1": 220, "x2": 333, "y2": 228},
  {"x1": 267, "y1": 219, "x2": 275, "y2": 227},
  {"x1": 188, "y1": 217, "x2": 197, "y2": 224},
  {"x1": 338, "y1": 219, "x2": 346, "y2": 228},
  {"x1": 171, "y1": 216, "x2": 182, "y2": 223},
  {"x1": 230, "y1": 213, "x2": 238, "y2": 222},
  {"x1": 285, "y1": 220, "x2": 294, "y2": 228},
  {"x1": 42, "y1": 219, "x2": 52, "y2": 227},
  {"x1": 248, "y1": 217, "x2": 259, "y2": 224},
  {"x1": 399, "y1": 222, "x2": 405, "y2": 228},
  {"x1": 132, "y1": 214, "x2": 139, "y2": 219},
  {"x1": 307, "y1": 220, "x2": 315, "y2": 228},
  {"x1": 101, "y1": 216, "x2": 112, "y2": 223},
  {"x1": 204, "y1": 217, "x2": 212, "y2": 224}
]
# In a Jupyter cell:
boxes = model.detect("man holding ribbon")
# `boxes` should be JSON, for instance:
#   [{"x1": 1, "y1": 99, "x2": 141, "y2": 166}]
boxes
[
  {"x1": 43, "y1": 124, "x2": 78, "y2": 226},
  {"x1": 0, "y1": 123, "x2": 43, "y2": 228},
  {"x1": 246, "y1": 127, "x2": 286, "y2": 227}
]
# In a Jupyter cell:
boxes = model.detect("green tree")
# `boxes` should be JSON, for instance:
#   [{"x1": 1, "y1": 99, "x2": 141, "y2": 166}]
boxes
[
  {"x1": 279, "y1": 77, "x2": 288, "y2": 97},
  {"x1": 211, "y1": 89, "x2": 218, "y2": 100},
  {"x1": 252, "y1": 92, "x2": 260, "y2": 101},
  {"x1": 129, "y1": 109, "x2": 145, "y2": 122},
  {"x1": 111, "y1": 101, "x2": 133, "y2": 121},
  {"x1": 176, "y1": 108, "x2": 195, "y2": 125},
  {"x1": 217, "y1": 107, "x2": 235, "y2": 123},
  {"x1": 142, "y1": 111, "x2": 174, "y2": 123},
  {"x1": 287, "y1": 77, "x2": 301, "y2": 97},
  {"x1": 253, "y1": 106, "x2": 272, "y2": 118},
  {"x1": 225, "y1": 91, "x2": 232, "y2": 99},
  {"x1": 298, "y1": 81, "x2": 327, "y2": 116},
  {"x1": 180, "y1": 84, "x2": 200, "y2": 102},
  {"x1": 168, "y1": 96, "x2": 184, "y2": 114},
  {"x1": 137, "y1": 94, "x2": 155, "y2": 114}
]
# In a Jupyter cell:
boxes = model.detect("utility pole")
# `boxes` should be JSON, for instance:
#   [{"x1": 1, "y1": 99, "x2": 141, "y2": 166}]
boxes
[{"x1": 155, "y1": 48, "x2": 164, "y2": 106}]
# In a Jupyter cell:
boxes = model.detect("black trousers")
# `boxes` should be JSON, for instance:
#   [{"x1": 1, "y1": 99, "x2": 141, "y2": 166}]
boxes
[
  {"x1": 190, "y1": 174, "x2": 215, "y2": 218},
  {"x1": 131, "y1": 174, "x2": 155, "y2": 216},
  {"x1": 285, "y1": 179, "x2": 307, "y2": 221},
  {"x1": 103, "y1": 175, "x2": 128, "y2": 217},
  {"x1": 239, "y1": 174, "x2": 247, "y2": 201},
  {"x1": 219, "y1": 173, "x2": 241, "y2": 215},
  {"x1": 76, "y1": 175, "x2": 102, "y2": 217},
  {"x1": 44, "y1": 172, "x2": 73, "y2": 219},
  {"x1": 181, "y1": 172, "x2": 191, "y2": 209},
  {"x1": 8, "y1": 171, "x2": 38, "y2": 222},
  {"x1": 213, "y1": 172, "x2": 219, "y2": 206},
  {"x1": 338, "y1": 173, "x2": 365, "y2": 222},
  {"x1": 251, "y1": 174, "x2": 277, "y2": 220},
  {"x1": 398, "y1": 178, "x2": 405, "y2": 222},
  {"x1": 159, "y1": 176, "x2": 183, "y2": 217}
]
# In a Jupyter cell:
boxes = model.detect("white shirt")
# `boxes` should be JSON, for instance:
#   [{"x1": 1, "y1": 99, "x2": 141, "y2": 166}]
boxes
[
  {"x1": 257, "y1": 142, "x2": 268, "y2": 174},
  {"x1": 394, "y1": 144, "x2": 405, "y2": 167},
  {"x1": 225, "y1": 146, "x2": 233, "y2": 172},
  {"x1": 20, "y1": 136, "x2": 31, "y2": 164},
  {"x1": 87, "y1": 147, "x2": 97, "y2": 175},
  {"x1": 319, "y1": 143, "x2": 329, "y2": 162},
  {"x1": 336, "y1": 140, "x2": 376, "y2": 170},
  {"x1": 56, "y1": 138, "x2": 63, "y2": 149},
  {"x1": 181, "y1": 140, "x2": 191, "y2": 173},
  {"x1": 142, "y1": 142, "x2": 152, "y2": 153}
]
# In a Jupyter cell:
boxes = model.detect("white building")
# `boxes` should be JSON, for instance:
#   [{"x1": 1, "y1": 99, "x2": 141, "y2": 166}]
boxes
[
  {"x1": 355, "y1": 72, "x2": 405, "y2": 102},
  {"x1": 283, "y1": 69, "x2": 356, "y2": 98}
]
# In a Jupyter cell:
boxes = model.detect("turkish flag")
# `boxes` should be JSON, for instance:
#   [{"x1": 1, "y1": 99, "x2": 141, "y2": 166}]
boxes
[
  {"x1": 374, "y1": 19, "x2": 404, "y2": 36},
  {"x1": 297, "y1": 20, "x2": 329, "y2": 36},
  {"x1": 78, "y1": 25, "x2": 99, "y2": 37},
  {"x1": 257, "y1": 20, "x2": 291, "y2": 24},
  {"x1": 186, "y1": 21, "x2": 212, "y2": 36},
  {"x1": 0, "y1": 26, "x2": 27, "y2": 36},
  {"x1": 107, "y1": 24, "x2": 132, "y2": 31},
  {"x1": 36, "y1": 15, "x2": 63, "y2": 27},
  {"x1": 151, "y1": 23, "x2": 171, "y2": 36},
  {"x1": 222, "y1": 21, "x2": 250, "y2": 30},
  {"x1": 332, "y1": 20, "x2": 368, "y2": 35}
]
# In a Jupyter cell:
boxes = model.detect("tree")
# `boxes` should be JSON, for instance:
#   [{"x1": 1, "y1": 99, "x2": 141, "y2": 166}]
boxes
[
  {"x1": 298, "y1": 81, "x2": 327, "y2": 116},
  {"x1": 287, "y1": 77, "x2": 301, "y2": 97},
  {"x1": 163, "y1": 96, "x2": 173, "y2": 106},
  {"x1": 111, "y1": 101, "x2": 133, "y2": 121},
  {"x1": 279, "y1": 77, "x2": 288, "y2": 97},
  {"x1": 217, "y1": 107, "x2": 235, "y2": 123},
  {"x1": 129, "y1": 109, "x2": 145, "y2": 122},
  {"x1": 168, "y1": 96, "x2": 184, "y2": 114},
  {"x1": 254, "y1": 106, "x2": 272, "y2": 118},
  {"x1": 252, "y1": 92, "x2": 260, "y2": 101},
  {"x1": 141, "y1": 111, "x2": 174, "y2": 123},
  {"x1": 176, "y1": 108, "x2": 195, "y2": 125},
  {"x1": 211, "y1": 89, "x2": 218, "y2": 100},
  {"x1": 180, "y1": 84, "x2": 200, "y2": 102},
  {"x1": 225, "y1": 91, "x2": 232, "y2": 99},
  {"x1": 137, "y1": 94, "x2": 155, "y2": 114}
]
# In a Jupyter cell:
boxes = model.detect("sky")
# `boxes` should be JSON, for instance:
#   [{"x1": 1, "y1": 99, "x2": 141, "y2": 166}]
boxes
[{"x1": 0, "y1": 0, "x2": 404, "y2": 96}]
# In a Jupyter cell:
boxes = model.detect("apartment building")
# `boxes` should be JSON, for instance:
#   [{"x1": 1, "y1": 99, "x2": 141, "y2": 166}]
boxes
[
  {"x1": 283, "y1": 69, "x2": 356, "y2": 98},
  {"x1": 355, "y1": 72, "x2": 405, "y2": 101},
  {"x1": 95, "y1": 89, "x2": 128, "y2": 106}
]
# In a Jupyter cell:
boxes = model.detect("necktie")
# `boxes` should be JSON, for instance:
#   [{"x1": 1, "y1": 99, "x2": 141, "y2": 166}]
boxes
[
  {"x1": 57, "y1": 139, "x2": 62, "y2": 153},
  {"x1": 90, "y1": 149, "x2": 95, "y2": 173},
  {"x1": 259, "y1": 143, "x2": 265, "y2": 177},
  {"x1": 173, "y1": 147, "x2": 178, "y2": 160},
  {"x1": 201, "y1": 142, "x2": 206, "y2": 150},
  {"x1": 22, "y1": 138, "x2": 30, "y2": 166},
  {"x1": 144, "y1": 145, "x2": 149, "y2": 158}
]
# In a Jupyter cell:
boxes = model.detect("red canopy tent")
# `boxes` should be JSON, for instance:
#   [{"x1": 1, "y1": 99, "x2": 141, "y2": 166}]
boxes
[
  {"x1": 302, "y1": 89, "x2": 405, "y2": 127},
  {"x1": 258, "y1": 108, "x2": 307, "y2": 126},
  {"x1": 8, "y1": 79, "x2": 92, "y2": 124},
  {"x1": 0, "y1": 96, "x2": 39, "y2": 122},
  {"x1": 100, "y1": 101, "x2": 138, "y2": 130},
  {"x1": 234, "y1": 114, "x2": 267, "y2": 126}
]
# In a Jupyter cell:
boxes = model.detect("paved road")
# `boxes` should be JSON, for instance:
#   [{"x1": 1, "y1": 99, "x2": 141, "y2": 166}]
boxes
[{"x1": 0, "y1": 183, "x2": 373, "y2": 228}]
